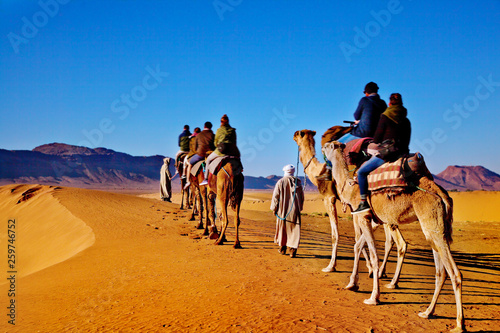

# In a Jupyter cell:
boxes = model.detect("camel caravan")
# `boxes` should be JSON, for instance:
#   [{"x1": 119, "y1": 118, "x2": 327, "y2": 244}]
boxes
[
  {"x1": 288, "y1": 83, "x2": 463, "y2": 332},
  {"x1": 174, "y1": 115, "x2": 244, "y2": 248},
  {"x1": 169, "y1": 83, "x2": 464, "y2": 332}
]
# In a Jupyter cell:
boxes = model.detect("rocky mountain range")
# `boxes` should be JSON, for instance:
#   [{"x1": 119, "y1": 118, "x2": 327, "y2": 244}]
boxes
[
  {"x1": 0, "y1": 143, "x2": 498, "y2": 192},
  {"x1": 434, "y1": 165, "x2": 500, "y2": 191}
]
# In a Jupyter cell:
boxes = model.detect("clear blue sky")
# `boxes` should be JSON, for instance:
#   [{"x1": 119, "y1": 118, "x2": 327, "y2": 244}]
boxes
[{"x1": 1, "y1": 1, "x2": 499, "y2": 177}]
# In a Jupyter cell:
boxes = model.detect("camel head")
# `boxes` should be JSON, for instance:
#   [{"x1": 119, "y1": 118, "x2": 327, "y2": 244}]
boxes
[
  {"x1": 329, "y1": 141, "x2": 346, "y2": 152},
  {"x1": 324, "y1": 140, "x2": 346, "y2": 160},
  {"x1": 293, "y1": 129, "x2": 317, "y2": 147}
]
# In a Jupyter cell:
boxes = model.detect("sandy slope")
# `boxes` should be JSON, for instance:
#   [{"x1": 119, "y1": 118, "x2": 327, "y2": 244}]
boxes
[
  {"x1": 0, "y1": 185, "x2": 94, "y2": 279},
  {"x1": 1, "y1": 185, "x2": 499, "y2": 332}
]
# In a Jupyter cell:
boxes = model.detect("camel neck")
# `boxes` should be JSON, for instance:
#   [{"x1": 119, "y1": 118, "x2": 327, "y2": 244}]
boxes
[
  {"x1": 329, "y1": 149, "x2": 358, "y2": 205},
  {"x1": 298, "y1": 143, "x2": 323, "y2": 188}
]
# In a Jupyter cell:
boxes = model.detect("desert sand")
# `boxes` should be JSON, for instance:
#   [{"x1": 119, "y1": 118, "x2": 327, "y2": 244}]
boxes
[{"x1": 1, "y1": 184, "x2": 499, "y2": 332}]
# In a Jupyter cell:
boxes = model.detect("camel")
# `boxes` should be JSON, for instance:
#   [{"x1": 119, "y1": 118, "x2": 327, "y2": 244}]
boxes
[
  {"x1": 322, "y1": 137, "x2": 463, "y2": 333},
  {"x1": 207, "y1": 159, "x2": 244, "y2": 248},
  {"x1": 293, "y1": 129, "x2": 406, "y2": 288},
  {"x1": 187, "y1": 165, "x2": 218, "y2": 238}
]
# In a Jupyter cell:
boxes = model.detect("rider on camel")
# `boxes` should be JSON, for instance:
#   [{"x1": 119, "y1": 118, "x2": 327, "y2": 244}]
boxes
[
  {"x1": 184, "y1": 122, "x2": 215, "y2": 188},
  {"x1": 200, "y1": 114, "x2": 240, "y2": 186},
  {"x1": 352, "y1": 93, "x2": 411, "y2": 214}
]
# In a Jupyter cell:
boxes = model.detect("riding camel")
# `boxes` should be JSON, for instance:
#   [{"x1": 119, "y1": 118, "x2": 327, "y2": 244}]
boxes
[
  {"x1": 207, "y1": 159, "x2": 244, "y2": 248},
  {"x1": 293, "y1": 129, "x2": 406, "y2": 288},
  {"x1": 296, "y1": 130, "x2": 463, "y2": 333},
  {"x1": 187, "y1": 164, "x2": 218, "y2": 238}
]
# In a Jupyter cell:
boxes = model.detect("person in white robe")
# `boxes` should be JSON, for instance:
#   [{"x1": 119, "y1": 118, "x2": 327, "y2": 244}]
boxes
[
  {"x1": 160, "y1": 157, "x2": 172, "y2": 202},
  {"x1": 270, "y1": 164, "x2": 304, "y2": 258}
]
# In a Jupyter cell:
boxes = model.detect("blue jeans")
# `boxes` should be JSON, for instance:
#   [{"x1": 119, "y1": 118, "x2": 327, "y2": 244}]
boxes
[
  {"x1": 357, "y1": 156, "x2": 385, "y2": 196},
  {"x1": 189, "y1": 154, "x2": 204, "y2": 165},
  {"x1": 337, "y1": 133, "x2": 360, "y2": 144}
]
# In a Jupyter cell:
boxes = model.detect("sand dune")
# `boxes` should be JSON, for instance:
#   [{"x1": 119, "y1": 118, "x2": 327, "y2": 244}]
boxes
[
  {"x1": 1, "y1": 185, "x2": 499, "y2": 332},
  {"x1": 0, "y1": 185, "x2": 95, "y2": 280}
]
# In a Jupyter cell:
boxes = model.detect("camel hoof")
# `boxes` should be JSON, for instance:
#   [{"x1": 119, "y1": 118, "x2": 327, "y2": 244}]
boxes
[
  {"x1": 363, "y1": 298, "x2": 379, "y2": 305},
  {"x1": 384, "y1": 283, "x2": 398, "y2": 289},
  {"x1": 209, "y1": 232, "x2": 219, "y2": 240},
  {"x1": 233, "y1": 243, "x2": 242, "y2": 249},
  {"x1": 202, "y1": 230, "x2": 209, "y2": 236},
  {"x1": 418, "y1": 312, "x2": 430, "y2": 319},
  {"x1": 214, "y1": 240, "x2": 223, "y2": 246},
  {"x1": 449, "y1": 326, "x2": 464, "y2": 333},
  {"x1": 321, "y1": 266, "x2": 336, "y2": 273},
  {"x1": 345, "y1": 284, "x2": 359, "y2": 292},
  {"x1": 196, "y1": 223, "x2": 203, "y2": 229}
]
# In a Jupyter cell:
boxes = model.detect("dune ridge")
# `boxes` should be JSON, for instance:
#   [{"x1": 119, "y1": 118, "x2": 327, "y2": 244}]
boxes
[{"x1": 0, "y1": 184, "x2": 95, "y2": 281}]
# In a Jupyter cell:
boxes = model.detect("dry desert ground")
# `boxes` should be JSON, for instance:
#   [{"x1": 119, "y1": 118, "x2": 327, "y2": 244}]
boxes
[{"x1": 1, "y1": 184, "x2": 499, "y2": 332}]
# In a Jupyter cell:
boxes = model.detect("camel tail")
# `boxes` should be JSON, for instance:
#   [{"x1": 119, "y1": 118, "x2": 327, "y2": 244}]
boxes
[
  {"x1": 229, "y1": 173, "x2": 244, "y2": 210},
  {"x1": 435, "y1": 183, "x2": 454, "y2": 244}
]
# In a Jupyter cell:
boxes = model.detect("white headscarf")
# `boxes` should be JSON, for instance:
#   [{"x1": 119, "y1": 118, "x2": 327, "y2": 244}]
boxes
[{"x1": 283, "y1": 164, "x2": 295, "y2": 177}]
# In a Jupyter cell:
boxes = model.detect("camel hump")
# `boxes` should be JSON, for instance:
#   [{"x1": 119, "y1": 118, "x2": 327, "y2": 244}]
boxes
[{"x1": 321, "y1": 126, "x2": 352, "y2": 147}]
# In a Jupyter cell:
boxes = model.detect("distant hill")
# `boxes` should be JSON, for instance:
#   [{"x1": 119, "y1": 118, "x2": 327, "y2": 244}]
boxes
[
  {"x1": 0, "y1": 143, "x2": 497, "y2": 192},
  {"x1": 434, "y1": 165, "x2": 500, "y2": 191},
  {"x1": 0, "y1": 143, "x2": 167, "y2": 190},
  {"x1": 0, "y1": 143, "x2": 314, "y2": 191}
]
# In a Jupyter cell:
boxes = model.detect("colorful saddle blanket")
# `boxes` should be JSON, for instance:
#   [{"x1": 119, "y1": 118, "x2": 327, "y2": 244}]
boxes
[
  {"x1": 367, "y1": 158, "x2": 406, "y2": 191},
  {"x1": 367, "y1": 152, "x2": 431, "y2": 191}
]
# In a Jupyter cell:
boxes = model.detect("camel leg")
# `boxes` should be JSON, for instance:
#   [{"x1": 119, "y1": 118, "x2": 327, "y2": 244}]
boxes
[
  {"x1": 384, "y1": 226, "x2": 406, "y2": 289},
  {"x1": 232, "y1": 203, "x2": 242, "y2": 249},
  {"x1": 202, "y1": 187, "x2": 210, "y2": 236},
  {"x1": 322, "y1": 196, "x2": 339, "y2": 272},
  {"x1": 415, "y1": 198, "x2": 464, "y2": 333},
  {"x1": 207, "y1": 192, "x2": 219, "y2": 239},
  {"x1": 345, "y1": 215, "x2": 363, "y2": 291},
  {"x1": 357, "y1": 213, "x2": 380, "y2": 305},
  {"x1": 443, "y1": 248, "x2": 464, "y2": 333},
  {"x1": 215, "y1": 194, "x2": 229, "y2": 246},
  {"x1": 196, "y1": 187, "x2": 204, "y2": 229},
  {"x1": 189, "y1": 185, "x2": 198, "y2": 222},
  {"x1": 180, "y1": 179, "x2": 185, "y2": 210},
  {"x1": 419, "y1": 246, "x2": 464, "y2": 333},
  {"x1": 378, "y1": 223, "x2": 393, "y2": 279},
  {"x1": 418, "y1": 250, "x2": 446, "y2": 320},
  {"x1": 361, "y1": 229, "x2": 374, "y2": 278}
]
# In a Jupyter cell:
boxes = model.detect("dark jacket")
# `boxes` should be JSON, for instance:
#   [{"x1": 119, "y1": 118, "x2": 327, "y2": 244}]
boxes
[
  {"x1": 351, "y1": 95, "x2": 388, "y2": 138},
  {"x1": 373, "y1": 110, "x2": 411, "y2": 160},
  {"x1": 178, "y1": 129, "x2": 191, "y2": 151},
  {"x1": 195, "y1": 129, "x2": 215, "y2": 158}
]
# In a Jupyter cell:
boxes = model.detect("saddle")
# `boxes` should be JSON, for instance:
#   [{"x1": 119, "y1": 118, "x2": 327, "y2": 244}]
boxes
[
  {"x1": 367, "y1": 152, "x2": 432, "y2": 192},
  {"x1": 190, "y1": 160, "x2": 204, "y2": 177},
  {"x1": 207, "y1": 156, "x2": 243, "y2": 177},
  {"x1": 344, "y1": 137, "x2": 373, "y2": 167},
  {"x1": 321, "y1": 125, "x2": 352, "y2": 147}
]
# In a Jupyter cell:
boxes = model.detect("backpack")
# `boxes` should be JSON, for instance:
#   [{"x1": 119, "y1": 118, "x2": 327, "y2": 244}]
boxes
[{"x1": 401, "y1": 152, "x2": 433, "y2": 184}]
